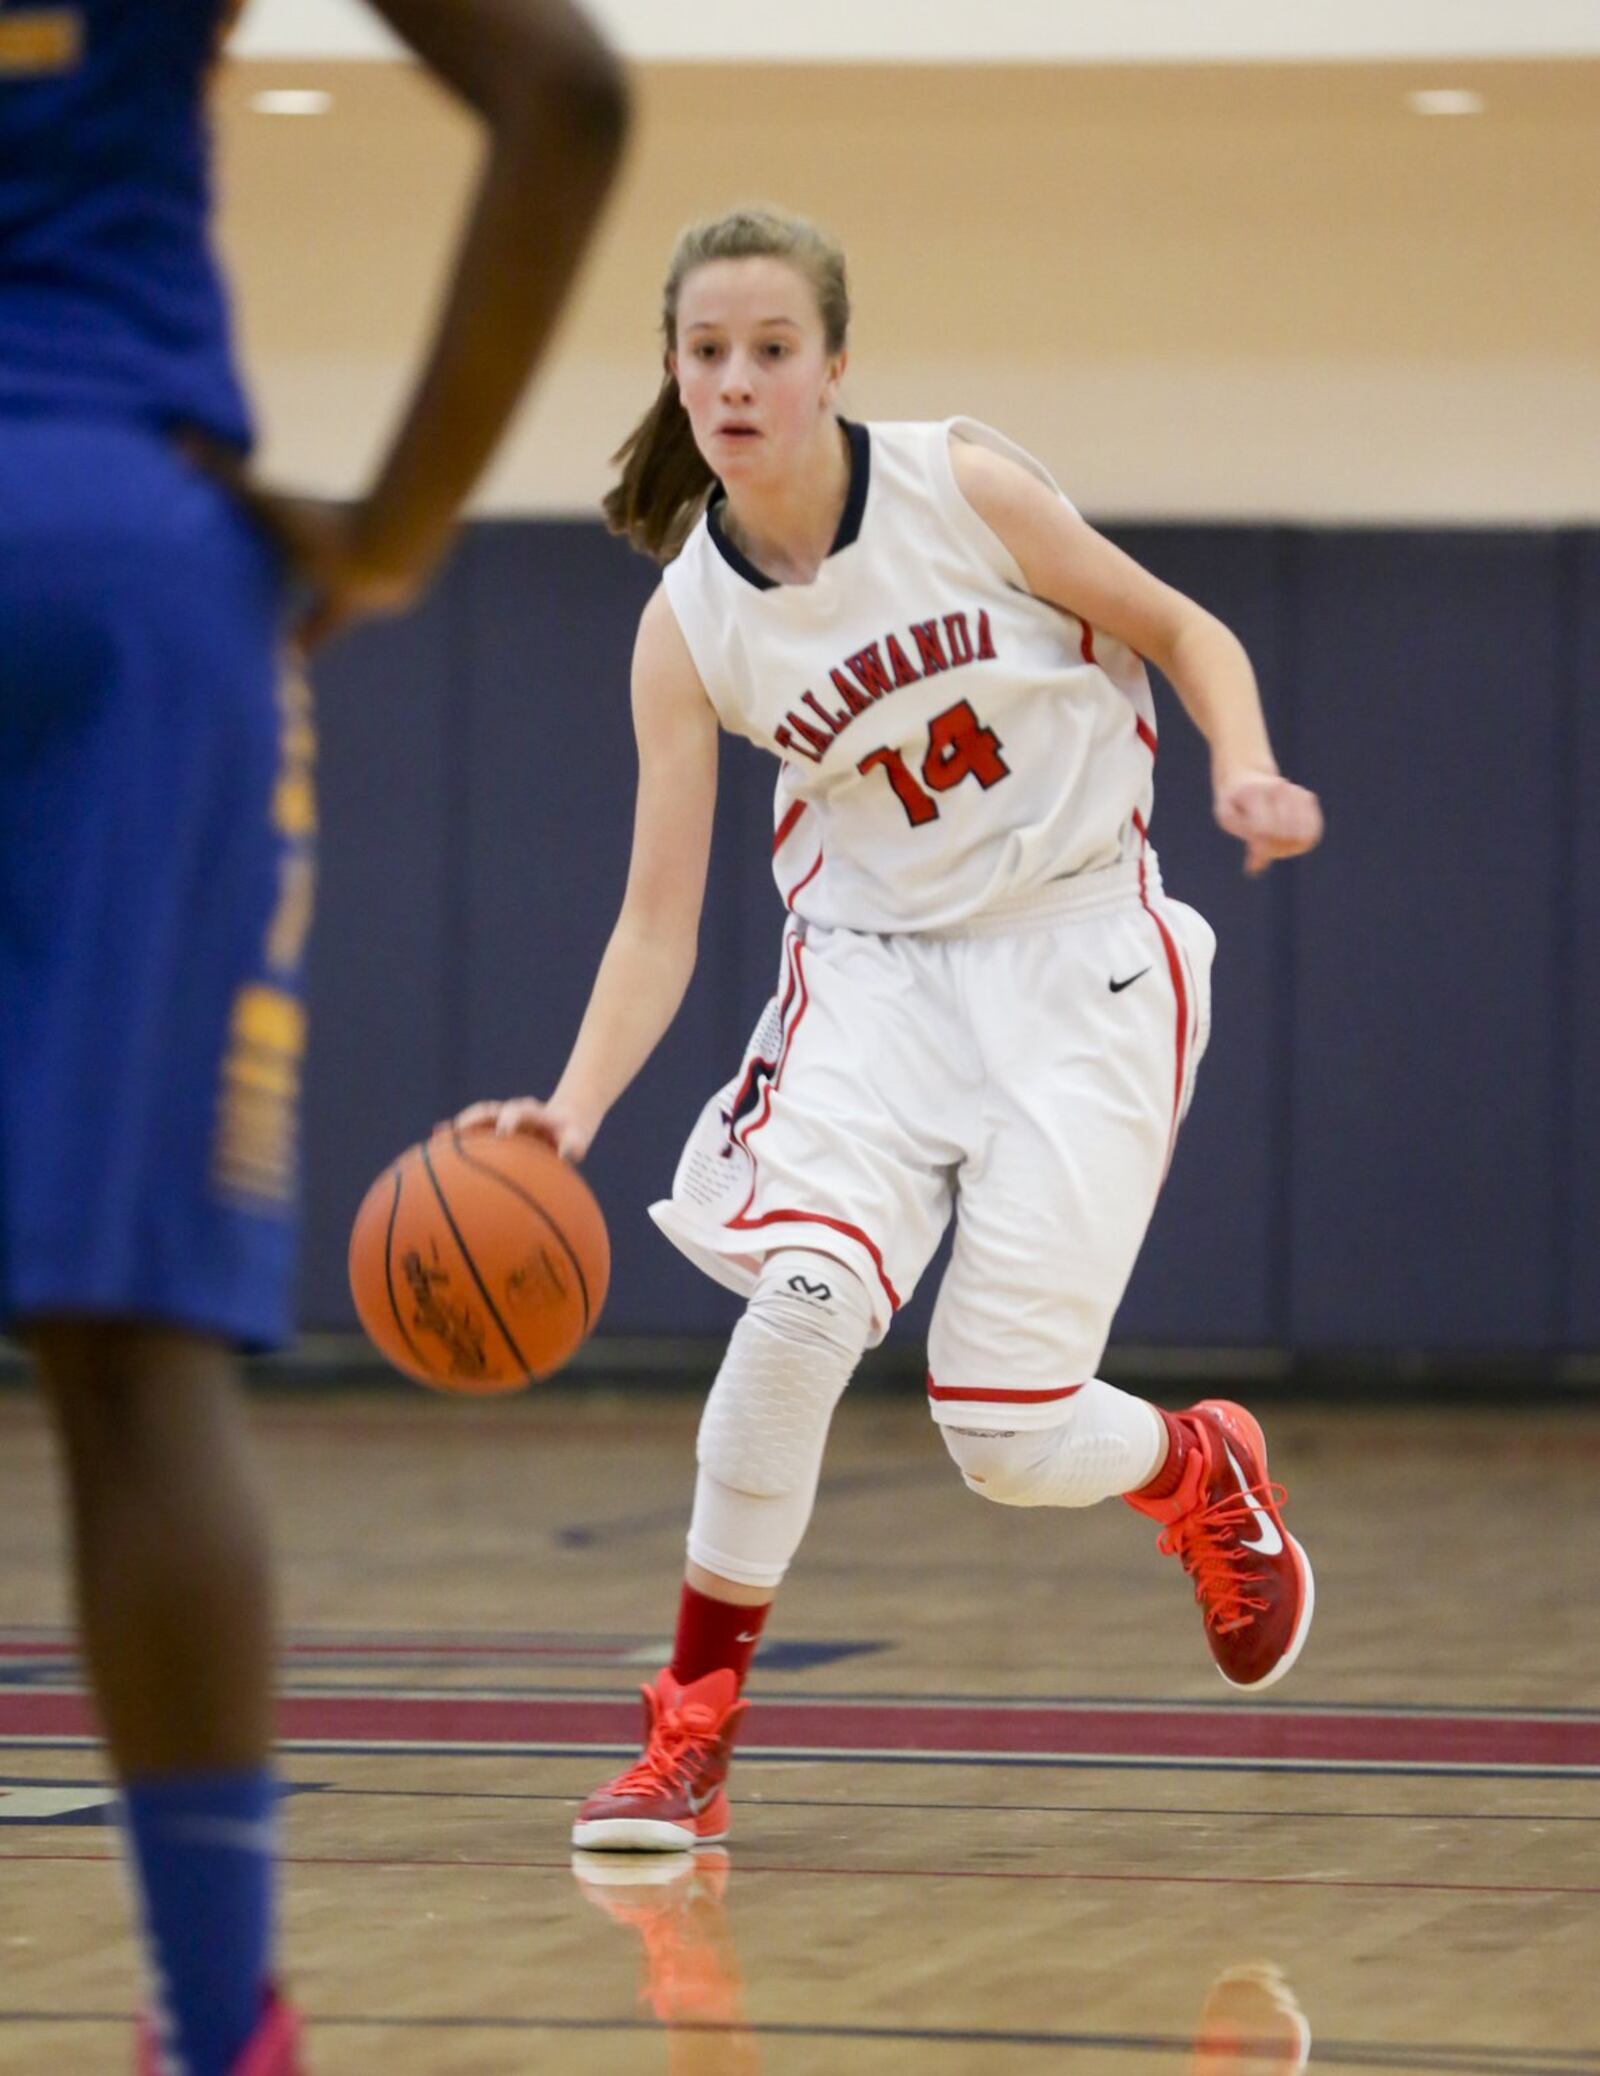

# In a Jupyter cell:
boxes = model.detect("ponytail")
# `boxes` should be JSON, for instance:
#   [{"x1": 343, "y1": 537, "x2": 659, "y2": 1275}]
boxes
[
  {"x1": 602, "y1": 370, "x2": 715, "y2": 564},
  {"x1": 604, "y1": 205, "x2": 851, "y2": 565}
]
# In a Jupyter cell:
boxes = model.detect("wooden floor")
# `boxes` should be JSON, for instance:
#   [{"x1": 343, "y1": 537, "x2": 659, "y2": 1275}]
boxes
[{"x1": 2, "y1": 1386, "x2": 1597, "y2": 2075}]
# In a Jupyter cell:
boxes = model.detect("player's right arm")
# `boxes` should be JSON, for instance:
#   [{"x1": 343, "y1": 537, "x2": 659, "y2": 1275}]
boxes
[
  {"x1": 248, "y1": 0, "x2": 629, "y2": 648},
  {"x1": 458, "y1": 589, "x2": 719, "y2": 1159}
]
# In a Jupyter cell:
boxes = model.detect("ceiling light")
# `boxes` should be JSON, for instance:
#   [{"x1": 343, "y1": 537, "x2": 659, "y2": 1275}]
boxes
[
  {"x1": 1407, "y1": 89, "x2": 1485, "y2": 117},
  {"x1": 250, "y1": 89, "x2": 333, "y2": 117}
]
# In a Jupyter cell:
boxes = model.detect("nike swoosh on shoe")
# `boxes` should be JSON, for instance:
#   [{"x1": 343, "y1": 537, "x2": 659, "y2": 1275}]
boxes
[{"x1": 1223, "y1": 1442, "x2": 1284, "y2": 1555}]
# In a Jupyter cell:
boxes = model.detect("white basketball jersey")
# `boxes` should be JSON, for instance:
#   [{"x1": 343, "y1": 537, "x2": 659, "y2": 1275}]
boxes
[{"x1": 662, "y1": 417, "x2": 1159, "y2": 935}]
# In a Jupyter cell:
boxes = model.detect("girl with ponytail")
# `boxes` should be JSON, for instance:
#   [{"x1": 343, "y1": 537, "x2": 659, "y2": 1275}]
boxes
[
  {"x1": 460, "y1": 201, "x2": 1325, "y2": 1852},
  {"x1": 603, "y1": 207, "x2": 850, "y2": 562}
]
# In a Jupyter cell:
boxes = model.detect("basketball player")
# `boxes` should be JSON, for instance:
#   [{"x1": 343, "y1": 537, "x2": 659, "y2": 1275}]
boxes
[
  {"x1": 461, "y1": 208, "x2": 1323, "y2": 1852},
  {"x1": 0, "y1": 4, "x2": 625, "y2": 2069}
]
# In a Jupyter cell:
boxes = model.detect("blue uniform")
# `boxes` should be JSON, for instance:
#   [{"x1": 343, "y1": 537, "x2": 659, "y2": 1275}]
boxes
[{"x1": 0, "y1": 1, "x2": 309, "y2": 1347}]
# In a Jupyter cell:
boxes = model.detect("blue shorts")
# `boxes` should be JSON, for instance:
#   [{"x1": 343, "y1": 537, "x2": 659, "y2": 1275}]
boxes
[{"x1": 0, "y1": 417, "x2": 311, "y2": 1349}]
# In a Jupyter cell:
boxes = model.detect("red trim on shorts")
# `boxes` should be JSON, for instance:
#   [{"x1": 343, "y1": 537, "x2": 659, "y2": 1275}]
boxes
[
  {"x1": 1131, "y1": 812, "x2": 1188, "y2": 1168},
  {"x1": 722, "y1": 940, "x2": 901, "y2": 1319},
  {"x1": 722, "y1": 933, "x2": 801, "y2": 1144},
  {"x1": 772, "y1": 799, "x2": 808, "y2": 853},
  {"x1": 732, "y1": 937, "x2": 810, "y2": 1158},
  {"x1": 729, "y1": 1207, "x2": 902, "y2": 1314},
  {"x1": 926, "y1": 1372, "x2": 1086, "y2": 1406}
]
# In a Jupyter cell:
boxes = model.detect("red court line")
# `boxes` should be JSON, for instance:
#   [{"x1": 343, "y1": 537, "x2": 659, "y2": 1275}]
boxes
[
  {"x1": 0, "y1": 1639, "x2": 630, "y2": 1661},
  {"x1": 5, "y1": 1692, "x2": 1600, "y2": 1768}
]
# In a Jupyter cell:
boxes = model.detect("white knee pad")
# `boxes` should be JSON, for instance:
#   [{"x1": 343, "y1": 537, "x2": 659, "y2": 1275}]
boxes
[
  {"x1": 688, "y1": 1251, "x2": 872, "y2": 1590},
  {"x1": 942, "y1": 1378, "x2": 1165, "y2": 1510}
]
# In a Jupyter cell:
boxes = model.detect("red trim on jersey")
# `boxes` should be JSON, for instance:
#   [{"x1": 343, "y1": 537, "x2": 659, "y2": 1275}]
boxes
[
  {"x1": 1079, "y1": 619, "x2": 1098, "y2": 665},
  {"x1": 784, "y1": 846, "x2": 824, "y2": 912},
  {"x1": 1135, "y1": 714, "x2": 1158, "y2": 758},
  {"x1": 926, "y1": 1372, "x2": 1086, "y2": 1406},
  {"x1": 772, "y1": 799, "x2": 808, "y2": 854},
  {"x1": 729, "y1": 1206, "x2": 902, "y2": 1314}
]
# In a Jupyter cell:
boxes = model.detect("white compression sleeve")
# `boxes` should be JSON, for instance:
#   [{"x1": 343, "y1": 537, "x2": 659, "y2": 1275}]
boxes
[
  {"x1": 687, "y1": 1250, "x2": 873, "y2": 1590},
  {"x1": 941, "y1": 1378, "x2": 1166, "y2": 1509}
]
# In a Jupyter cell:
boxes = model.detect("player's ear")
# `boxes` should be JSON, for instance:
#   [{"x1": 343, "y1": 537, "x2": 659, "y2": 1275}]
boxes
[{"x1": 822, "y1": 347, "x2": 848, "y2": 404}]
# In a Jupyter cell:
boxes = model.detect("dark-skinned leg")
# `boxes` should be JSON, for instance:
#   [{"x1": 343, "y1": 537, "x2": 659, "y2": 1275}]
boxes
[{"x1": 31, "y1": 1317, "x2": 278, "y2": 2074}]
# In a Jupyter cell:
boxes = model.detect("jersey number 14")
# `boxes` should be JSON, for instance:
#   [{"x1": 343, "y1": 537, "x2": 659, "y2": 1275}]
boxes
[{"x1": 857, "y1": 699, "x2": 1010, "y2": 827}]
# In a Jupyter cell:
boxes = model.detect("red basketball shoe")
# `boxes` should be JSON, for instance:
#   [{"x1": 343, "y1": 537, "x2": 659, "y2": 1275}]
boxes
[
  {"x1": 572, "y1": 1667, "x2": 747, "y2": 1851},
  {"x1": 1127, "y1": 1399, "x2": 1314, "y2": 1690},
  {"x1": 137, "y1": 1991, "x2": 306, "y2": 2075}
]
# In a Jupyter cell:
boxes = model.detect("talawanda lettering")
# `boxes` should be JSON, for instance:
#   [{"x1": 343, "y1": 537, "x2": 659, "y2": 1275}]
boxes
[{"x1": 774, "y1": 608, "x2": 997, "y2": 765}]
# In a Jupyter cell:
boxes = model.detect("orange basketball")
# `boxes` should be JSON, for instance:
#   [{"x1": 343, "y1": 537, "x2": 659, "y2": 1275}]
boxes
[{"x1": 348, "y1": 1127, "x2": 610, "y2": 1394}]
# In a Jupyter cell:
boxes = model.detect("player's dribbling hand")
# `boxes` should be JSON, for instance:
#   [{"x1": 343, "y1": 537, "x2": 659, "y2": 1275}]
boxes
[
  {"x1": 1213, "y1": 770, "x2": 1324, "y2": 876},
  {"x1": 449, "y1": 1098, "x2": 594, "y2": 1164}
]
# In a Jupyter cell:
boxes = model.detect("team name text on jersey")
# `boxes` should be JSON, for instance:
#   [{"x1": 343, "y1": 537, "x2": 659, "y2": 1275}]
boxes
[{"x1": 773, "y1": 607, "x2": 997, "y2": 765}]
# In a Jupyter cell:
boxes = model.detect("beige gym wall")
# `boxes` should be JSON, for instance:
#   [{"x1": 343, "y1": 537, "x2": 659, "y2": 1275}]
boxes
[{"x1": 215, "y1": 60, "x2": 1600, "y2": 521}]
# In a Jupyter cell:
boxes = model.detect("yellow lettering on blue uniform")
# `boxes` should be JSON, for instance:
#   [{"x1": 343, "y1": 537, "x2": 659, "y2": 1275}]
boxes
[
  {"x1": 265, "y1": 852, "x2": 316, "y2": 976},
  {"x1": 0, "y1": 8, "x2": 83, "y2": 74},
  {"x1": 264, "y1": 667, "x2": 318, "y2": 970},
  {"x1": 213, "y1": 986, "x2": 306, "y2": 1210},
  {"x1": 271, "y1": 772, "x2": 317, "y2": 839},
  {"x1": 269, "y1": 668, "x2": 318, "y2": 838},
  {"x1": 233, "y1": 986, "x2": 306, "y2": 1058}
]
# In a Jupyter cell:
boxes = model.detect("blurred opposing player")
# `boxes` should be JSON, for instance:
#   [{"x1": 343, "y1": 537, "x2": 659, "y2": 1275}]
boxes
[
  {"x1": 461, "y1": 207, "x2": 1321, "y2": 1854},
  {"x1": 0, "y1": 2, "x2": 626, "y2": 2067}
]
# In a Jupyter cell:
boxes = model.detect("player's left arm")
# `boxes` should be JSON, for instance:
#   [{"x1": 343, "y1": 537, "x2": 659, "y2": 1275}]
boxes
[{"x1": 950, "y1": 438, "x2": 1323, "y2": 874}]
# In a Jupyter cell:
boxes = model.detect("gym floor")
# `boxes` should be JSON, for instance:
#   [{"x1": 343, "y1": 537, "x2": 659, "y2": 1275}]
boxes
[{"x1": 2, "y1": 1385, "x2": 1596, "y2": 2074}]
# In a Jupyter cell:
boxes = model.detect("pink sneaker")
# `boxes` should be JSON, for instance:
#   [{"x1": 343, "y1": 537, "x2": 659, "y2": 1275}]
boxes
[{"x1": 137, "y1": 1991, "x2": 306, "y2": 2075}]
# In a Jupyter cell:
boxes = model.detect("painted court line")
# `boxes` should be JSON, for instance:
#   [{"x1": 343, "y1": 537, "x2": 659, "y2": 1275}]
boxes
[
  {"x1": 8, "y1": 1849, "x2": 1597, "y2": 1899},
  {"x1": 314, "y1": 1786, "x2": 1600, "y2": 1822},
  {"x1": 8, "y1": 1636, "x2": 1598, "y2": 1719},
  {"x1": 5, "y1": 1734, "x2": 1599, "y2": 1782},
  {"x1": 0, "y1": 2012, "x2": 1591, "y2": 2073},
  {"x1": 9, "y1": 1775, "x2": 1590, "y2": 1821},
  {"x1": 6, "y1": 1689, "x2": 1600, "y2": 1769}
]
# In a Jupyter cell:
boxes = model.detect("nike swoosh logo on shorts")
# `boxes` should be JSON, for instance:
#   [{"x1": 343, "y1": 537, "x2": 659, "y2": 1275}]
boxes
[
  {"x1": 1224, "y1": 1443, "x2": 1284, "y2": 1555},
  {"x1": 1109, "y1": 966, "x2": 1152, "y2": 994}
]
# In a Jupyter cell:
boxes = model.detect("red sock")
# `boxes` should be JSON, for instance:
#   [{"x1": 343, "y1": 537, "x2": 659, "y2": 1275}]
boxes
[
  {"x1": 1133, "y1": 1407, "x2": 1196, "y2": 1502},
  {"x1": 670, "y1": 1584, "x2": 771, "y2": 1690}
]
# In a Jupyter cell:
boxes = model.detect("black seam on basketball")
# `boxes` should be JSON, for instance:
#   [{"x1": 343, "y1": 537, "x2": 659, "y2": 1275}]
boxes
[
  {"x1": 382, "y1": 1167, "x2": 431, "y2": 1373},
  {"x1": 449, "y1": 1128, "x2": 592, "y2": 1333},
  {"x1": 418, "y1": 1139, "x2": 533, "y2": 1376}
]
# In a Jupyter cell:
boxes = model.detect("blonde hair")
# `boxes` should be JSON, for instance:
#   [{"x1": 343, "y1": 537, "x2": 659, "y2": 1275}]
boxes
[{"x1": 603, "y1": 206, "x2": 851, "y2": 563}]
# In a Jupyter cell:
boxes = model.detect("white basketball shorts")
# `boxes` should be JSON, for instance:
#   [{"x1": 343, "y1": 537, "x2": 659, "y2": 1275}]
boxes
[{"x1": 651, "y1": 858, "x2": 1214, "y2": 1430}]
